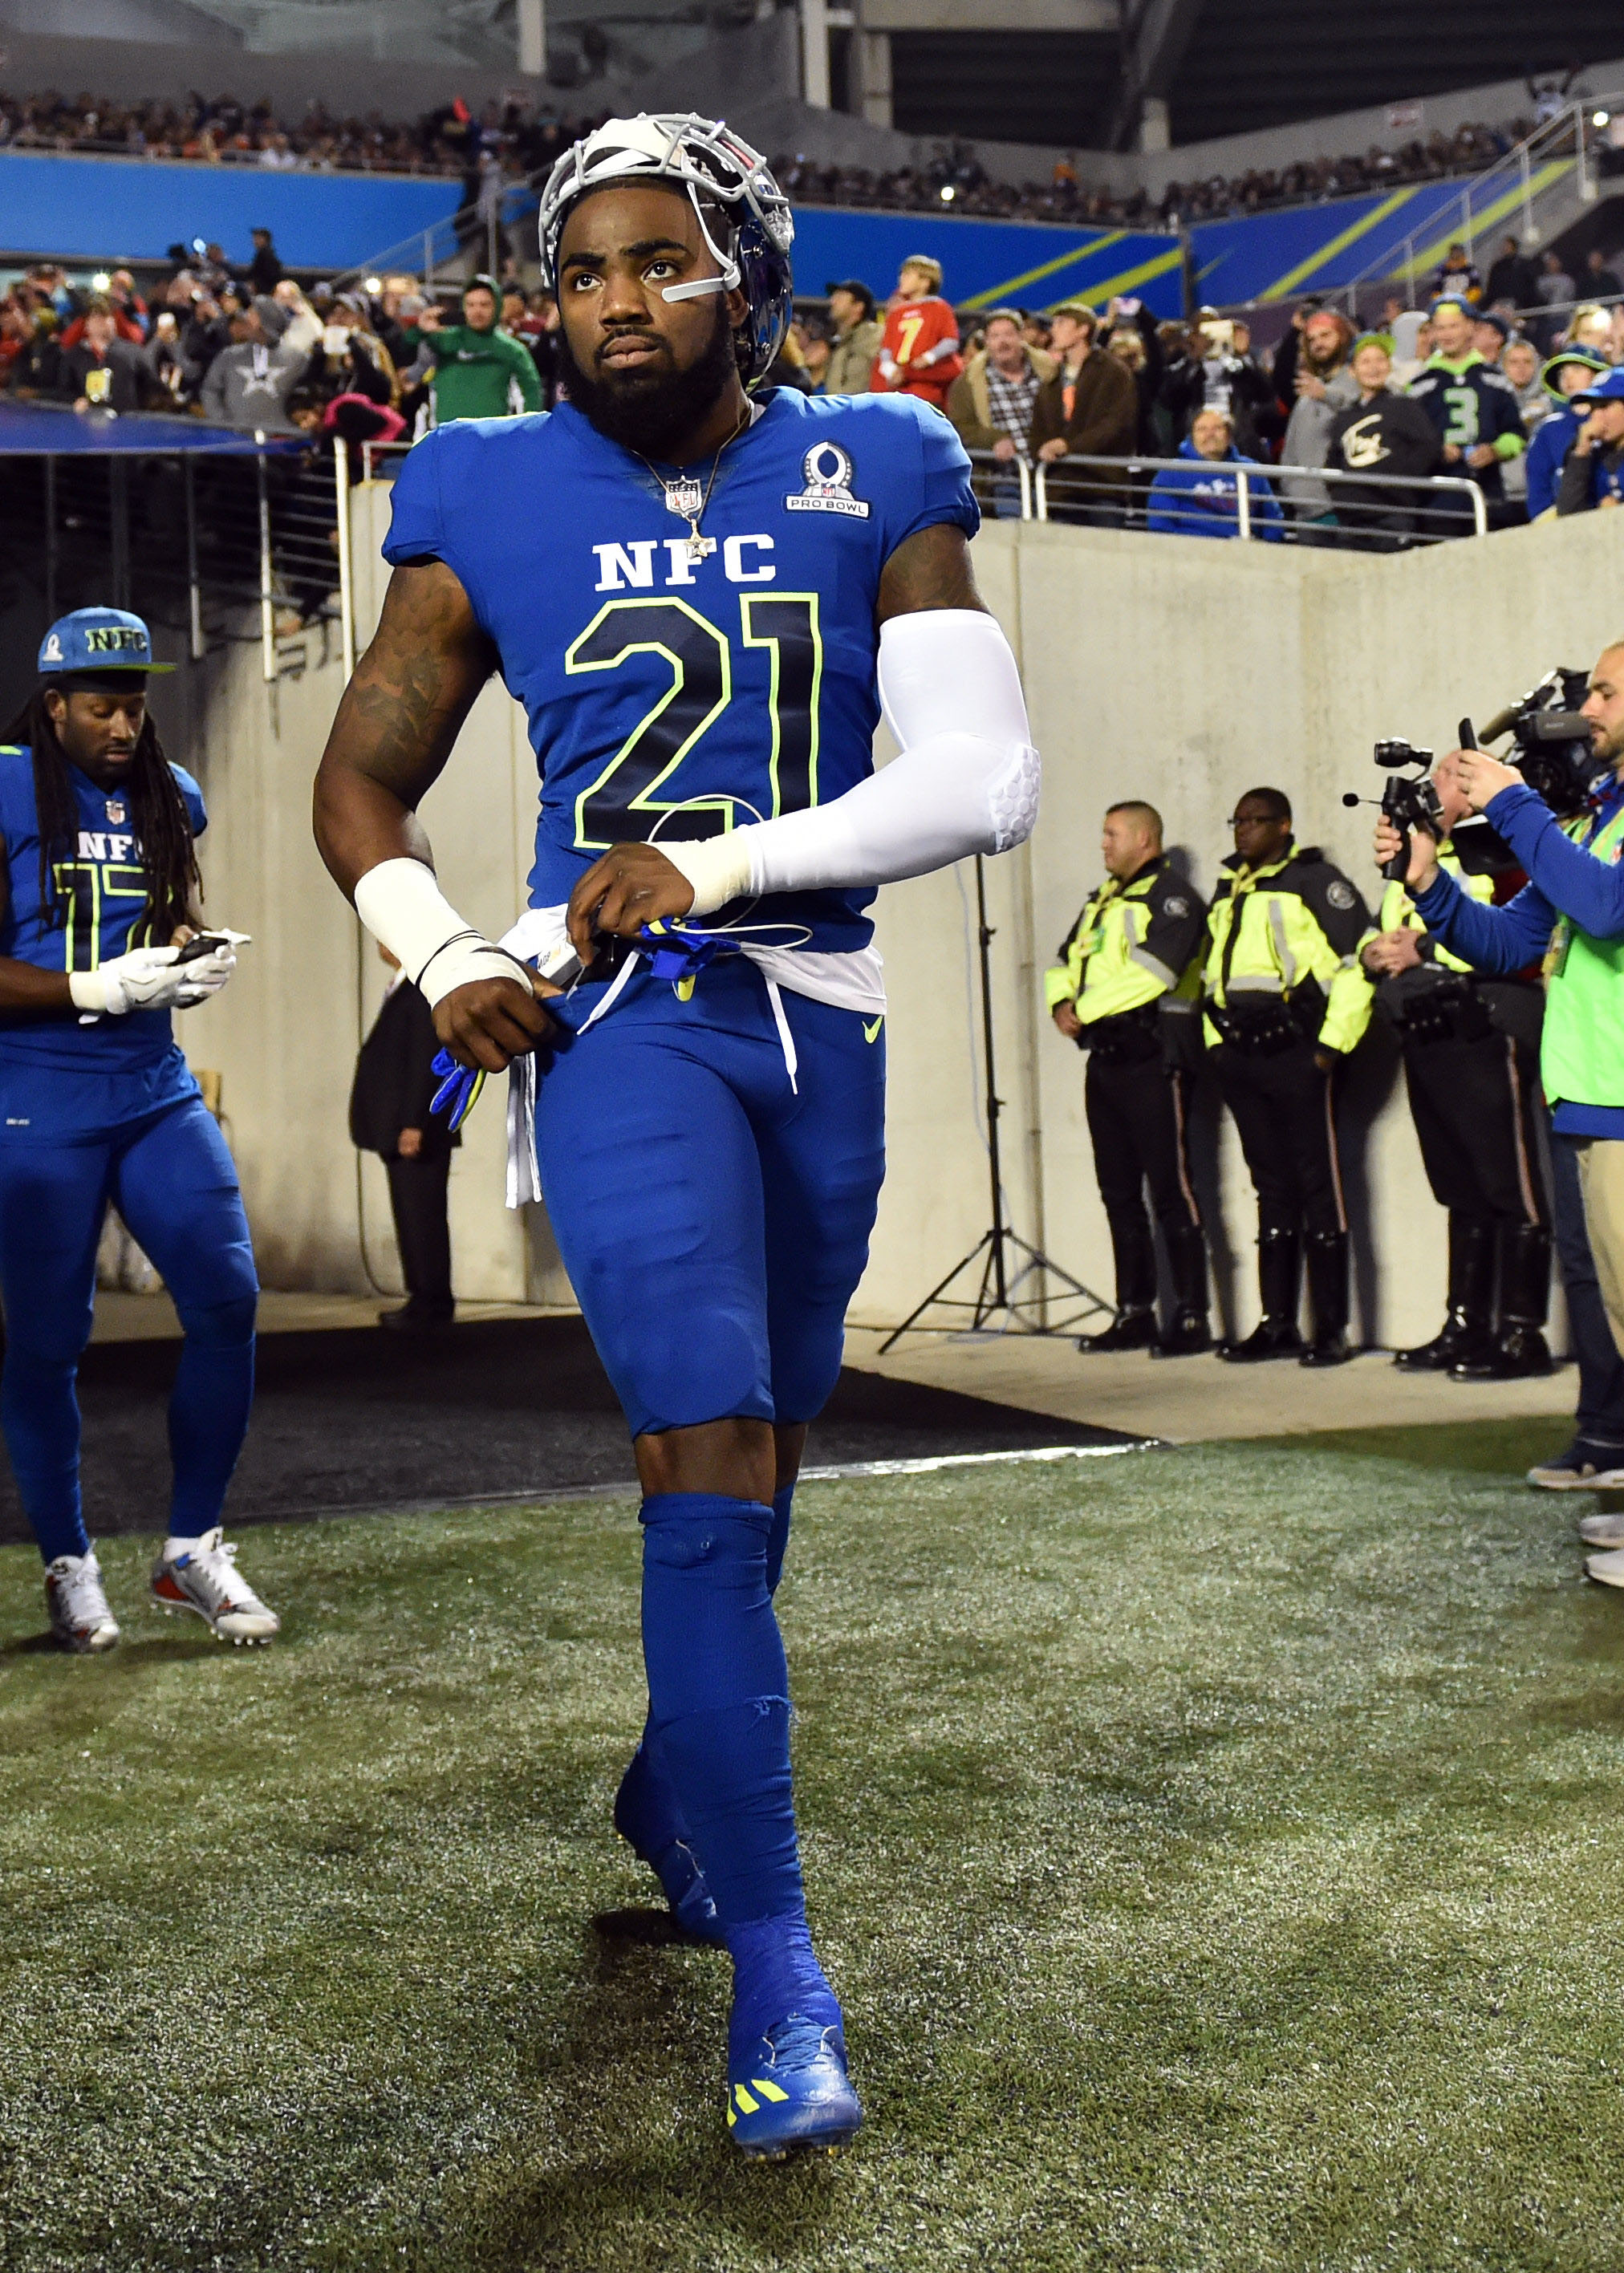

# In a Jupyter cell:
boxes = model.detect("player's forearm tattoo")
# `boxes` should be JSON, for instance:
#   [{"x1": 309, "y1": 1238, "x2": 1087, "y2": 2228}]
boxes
[{"x1": 327, "y1": 562, "x2": 495, "y2": 804}]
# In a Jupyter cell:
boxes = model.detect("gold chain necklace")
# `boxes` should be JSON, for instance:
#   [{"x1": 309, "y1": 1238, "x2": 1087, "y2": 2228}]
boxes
[{"x1": 637, "y1": 407, "x2": 751, "y2": 564}]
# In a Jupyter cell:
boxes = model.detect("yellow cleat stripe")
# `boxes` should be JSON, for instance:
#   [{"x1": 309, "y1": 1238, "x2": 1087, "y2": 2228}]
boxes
[
  {"x1": 734, "y1": 2085, "x2": 759, "y2": 2114},
  {"x1": 726, "y1": 2105, "x2": 736, "y2": 2128},
  {"x1": 753, "y1": 2078, "x2": 790, "y2": 2102}
]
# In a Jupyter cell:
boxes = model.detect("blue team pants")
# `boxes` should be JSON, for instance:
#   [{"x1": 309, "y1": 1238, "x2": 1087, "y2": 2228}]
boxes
[
  {"x1": 0, "y1": 1095, "x2": 258, "y2": 1561},
  {"x1": 534, "y1": 958, "x2": 886, "y2": 1927},
  {"x1": 534, "y1": 957, "x2": 887, "y2": 1441}
]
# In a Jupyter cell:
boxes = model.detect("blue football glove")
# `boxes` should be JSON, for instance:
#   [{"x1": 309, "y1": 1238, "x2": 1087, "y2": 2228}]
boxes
[{"x1": 429, "y1": 1049, "x2": 486, "y2": 1132}]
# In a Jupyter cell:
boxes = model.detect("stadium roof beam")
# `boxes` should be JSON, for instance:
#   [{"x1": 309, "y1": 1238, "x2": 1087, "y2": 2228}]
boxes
[{"x1": 1106, "y1": 0, "x2": 1206, "y2": 151}]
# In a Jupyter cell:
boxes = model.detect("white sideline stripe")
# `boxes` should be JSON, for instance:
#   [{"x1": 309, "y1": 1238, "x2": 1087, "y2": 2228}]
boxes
[{"x1": 799, "y1": 1440, "x2": 1159, "y2": 1481}]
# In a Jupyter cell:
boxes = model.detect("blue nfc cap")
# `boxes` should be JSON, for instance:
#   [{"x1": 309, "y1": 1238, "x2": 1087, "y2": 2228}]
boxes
[
  {"x1": 1573, "y1": 366, "x2": 1624, "y2": 405},
  {"x1": 37, "y1": 607, "x2": 174, "y2": 676}
]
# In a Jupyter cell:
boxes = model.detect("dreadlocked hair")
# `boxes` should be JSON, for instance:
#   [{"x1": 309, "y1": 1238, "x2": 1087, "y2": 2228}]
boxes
[{"x1": 2, "y1": 690, "x2": 201, "y2": 942}]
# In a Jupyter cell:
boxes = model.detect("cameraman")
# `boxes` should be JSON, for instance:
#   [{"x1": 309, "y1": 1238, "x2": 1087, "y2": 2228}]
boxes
[
  {"x1": 1378, "y1": 644, "x2": 1624, "y2": 1512},
  {"x1": 1362, "y1": 753, "x2": 1551, "y2": 1378}
]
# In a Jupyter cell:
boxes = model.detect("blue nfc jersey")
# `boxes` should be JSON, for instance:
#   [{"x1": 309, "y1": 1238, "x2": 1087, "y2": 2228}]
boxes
[
  {"x1": 0, "y1": 743, "x2": 205, "y2": 1079},
  {"x1": 381, "y1": 388, "x2": 979, "y2": 953}
]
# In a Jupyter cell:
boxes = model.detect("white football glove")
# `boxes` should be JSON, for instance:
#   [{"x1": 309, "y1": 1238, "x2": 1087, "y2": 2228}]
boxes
[{"x1": 69, "y1": 940, "x2": 238, "y2": 1018}]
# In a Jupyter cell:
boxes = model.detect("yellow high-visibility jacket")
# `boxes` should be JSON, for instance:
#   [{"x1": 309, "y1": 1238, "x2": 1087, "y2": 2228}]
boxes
[
  {"x1": 1204, "y1": 841, "x2": 1372, "y2": 1055},
  {"x1": 1045, "y1": 854, "x2": 1208, "y2": 1033}
]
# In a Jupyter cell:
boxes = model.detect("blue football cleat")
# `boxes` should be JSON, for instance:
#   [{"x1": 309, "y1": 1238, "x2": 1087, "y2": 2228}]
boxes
[{"x1": 726, "y1": 2017, "x2": 863, "y2": 2159}]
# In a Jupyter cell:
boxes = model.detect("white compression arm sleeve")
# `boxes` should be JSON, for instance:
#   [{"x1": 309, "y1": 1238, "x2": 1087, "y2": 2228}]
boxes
[
  {"x1": 662, "y1": 610, "x2": 1040, "y2": 915},
  {"x1": 352, "y1": 857, "x2": 527, "y2": 1008}
]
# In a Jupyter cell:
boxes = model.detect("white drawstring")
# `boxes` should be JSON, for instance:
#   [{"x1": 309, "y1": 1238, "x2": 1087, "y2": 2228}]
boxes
[{"x1": 763, "y1": 976, "x2": 799, "y2": 1094}]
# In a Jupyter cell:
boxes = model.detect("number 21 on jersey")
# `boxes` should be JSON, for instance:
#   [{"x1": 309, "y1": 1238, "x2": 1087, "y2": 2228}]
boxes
[{"x1": 566, "y1": 594, "x2": 822, "y2": 849}]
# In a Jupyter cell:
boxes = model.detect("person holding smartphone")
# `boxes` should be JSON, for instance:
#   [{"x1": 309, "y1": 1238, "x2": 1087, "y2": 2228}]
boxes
[{"x1": 0, "y1": 610, "x2": 275, "y2": 1652}]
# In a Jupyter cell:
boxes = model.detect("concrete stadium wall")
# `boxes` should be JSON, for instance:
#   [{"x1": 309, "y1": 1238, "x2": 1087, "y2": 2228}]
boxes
[{"x1": 158, "y1": 497, "x2": 1624, "y2": 1351}]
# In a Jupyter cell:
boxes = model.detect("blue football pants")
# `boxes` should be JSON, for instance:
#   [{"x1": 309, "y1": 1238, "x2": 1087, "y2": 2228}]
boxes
[
  {"x1": 535, "y1": 960, "x2": 885, "y2": 1930},
  {"x1": 0, "y1": 1096, "x2": 258, "y2": 1561}
]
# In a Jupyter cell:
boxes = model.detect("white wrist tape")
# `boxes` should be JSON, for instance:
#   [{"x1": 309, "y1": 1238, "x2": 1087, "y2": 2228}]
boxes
[
  {"x1": 664, "y1": 611, "x2": 1040, "y2": 916},
  {"x1": 352, "y1": 857, "x2": 526, "y2": 1008}
]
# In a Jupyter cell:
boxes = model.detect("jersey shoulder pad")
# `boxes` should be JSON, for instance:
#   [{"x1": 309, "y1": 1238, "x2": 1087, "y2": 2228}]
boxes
[
  {"x1": 382, "y1": 413, "x2": 553, "y2": 567},
  {"x1": 168, "y1": 761, "x2": 206, "y2": 834}
]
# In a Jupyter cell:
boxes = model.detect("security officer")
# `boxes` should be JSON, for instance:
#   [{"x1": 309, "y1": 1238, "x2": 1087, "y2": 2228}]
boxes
[
  {"x1": 1046, "y1": 799, "x2": 1210, "y2": 1355},
  {"x1": 1361, "y1": 755, "x2": 1550, "y2": 1376},
  {"x1": 1204, "y1": 786, "x2": 1371, "y2": 1365}
]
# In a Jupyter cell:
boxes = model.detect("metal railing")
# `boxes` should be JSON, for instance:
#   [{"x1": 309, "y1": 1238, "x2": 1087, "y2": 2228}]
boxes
[
  {"x1": 0, "y1": 430, "x2": 346, "y2": 681},
  {"x1": 1024, "y1": 454, "x2": 1489, "y2": 542}
]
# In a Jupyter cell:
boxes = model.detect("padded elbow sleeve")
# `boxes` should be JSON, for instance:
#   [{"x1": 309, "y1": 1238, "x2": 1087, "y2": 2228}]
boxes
[{"x1": 666, "y1": 610, "x2": 1040, "y2": 914}]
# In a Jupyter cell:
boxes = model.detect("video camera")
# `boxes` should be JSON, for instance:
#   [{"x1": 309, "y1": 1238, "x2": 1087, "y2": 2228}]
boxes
[
  {"x1": 1342, "y1": 738, "x2": 1444, "y2": 881},
  {"x1": 1478, "y1": 668, "x2": 1606, "y2": 818}
]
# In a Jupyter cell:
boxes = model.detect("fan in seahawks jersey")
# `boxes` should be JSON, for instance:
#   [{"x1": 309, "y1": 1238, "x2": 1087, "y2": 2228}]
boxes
[
  {"x1": 1406, "y1": 295, "x2": 1526, "y2": 513},
  {"x1": 315, "y1": 113, "x2": 1040, "y2": 2159}
]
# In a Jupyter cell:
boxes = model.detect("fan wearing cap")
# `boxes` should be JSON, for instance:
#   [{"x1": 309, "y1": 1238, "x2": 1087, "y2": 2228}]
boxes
[
  {"x1": 315, "y1": 111, "x2": 1038, "y2": 2160},
  {"x1": 1557, "y1": 365, "x2": 1624, "y2": 514},
  {"x1": 1524, "y1": 348, "x2": 1610, "y2": 518},
  {"x1": 870, "y1": 252, "x2": 964, "y2": 409},
  {"x1": 0, "y1": 610, "x2": 274, "y2": 1656},
  {"x1": 1405, "y1": 295, "x2": 1526, "y2": 513}
]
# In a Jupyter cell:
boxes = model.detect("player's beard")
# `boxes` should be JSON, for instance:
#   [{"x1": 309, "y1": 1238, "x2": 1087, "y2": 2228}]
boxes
[{"x1": 558, "y1": 298, "x2": 741, "y2": 461}]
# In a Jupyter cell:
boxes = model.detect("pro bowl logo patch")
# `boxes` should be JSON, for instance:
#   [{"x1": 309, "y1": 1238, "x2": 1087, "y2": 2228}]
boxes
[{"x1": 786, "y1": 441, "x2": 871, "y2": 518}]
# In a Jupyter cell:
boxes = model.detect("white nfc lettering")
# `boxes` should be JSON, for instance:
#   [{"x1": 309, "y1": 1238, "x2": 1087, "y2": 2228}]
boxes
[
  {"x1": 78, "y1": 831, "x2": 107, "y2": 859},
  {"x1": 662, "y1": 538, "x2": 698, "y2": 587},
  {"x1": 724, "y1": 534, "x2": 775, "y2": 585},
  {"x1": 108, "y1": 834, "x2": 134, "y2": 860},
  {"x1": 592, "y1": 540, "x2": 659, "y2": 592}
]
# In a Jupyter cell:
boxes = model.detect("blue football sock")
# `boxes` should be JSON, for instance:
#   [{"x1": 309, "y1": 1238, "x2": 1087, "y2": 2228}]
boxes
[
  {"x1": 725, "y1": 1914, "x2": 842, "y2": 2064},
  {"x1": 640, "y1": 1490, "x2": 805, "y2": 1926},
  {"x1": 766, "y1": 1479, "x2": 794, "y2": 1596},
  {"x1": 614, "y1": 1715, "x2": 686, "y2": 1860},
  {"x1": 165, "y1": 1296, "x2": 256, "y2": 1540},
  {"x1": 2, "y1": 1350, "x2": 89, "y2": 1564}
]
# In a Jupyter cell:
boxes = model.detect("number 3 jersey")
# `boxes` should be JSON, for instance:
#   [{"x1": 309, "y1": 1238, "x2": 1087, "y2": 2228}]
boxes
[
  {"x1": 381, "y1": 388, "x2": 979, "y2": 963},
  {"x1": 0, "y1": 743, "x2": 205, "y2": 1074}
]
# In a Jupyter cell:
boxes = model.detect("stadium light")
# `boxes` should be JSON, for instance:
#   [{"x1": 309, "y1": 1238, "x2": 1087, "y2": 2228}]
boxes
[
  {"x1": 363, "y1": 275, "x2": 383, "y2": 292},
  {"x1": 940, "y1": 185, "x2": 955, "y2": 203},
  {"x1": 91, "y1": 270, "x2": 112, "y2": 290},
  {"x1": 1594, "y1": 111, "x2": 1610, "y2": 128}
]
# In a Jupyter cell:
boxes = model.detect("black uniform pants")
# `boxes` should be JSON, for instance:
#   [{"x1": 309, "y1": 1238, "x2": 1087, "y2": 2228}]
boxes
[
  {"x1": 1213, "y1": 1038, "x2": 1344, "y2": 1240},
  {"x1": 1403, "y1": 1031, "x2": 1549, "y2": 1228},
  {"x1": 1084, "y1": 1053, "x2": 1200, "y2": 1305},
  {"x1": 386, "y1": 1152, "x2": 453, "y2": 1307}
]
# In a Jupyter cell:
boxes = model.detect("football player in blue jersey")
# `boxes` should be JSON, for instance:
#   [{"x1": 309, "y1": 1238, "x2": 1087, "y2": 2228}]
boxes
[
  {"x1": 314, "y1": 115, "x2": 1039, "y2": 2157},
  {"x1": 0, "y1": 609, "x2": 274, "y2": 1654}
]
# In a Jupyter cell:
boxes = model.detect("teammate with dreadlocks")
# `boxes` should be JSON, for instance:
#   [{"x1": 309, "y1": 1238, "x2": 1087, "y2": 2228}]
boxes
[
  {"x1": 315, "y1": 116, "x2": 1039, "y2": 2157},
  {"x1": 0, "y1": 609, "x2": 274, "y2": 1653}
]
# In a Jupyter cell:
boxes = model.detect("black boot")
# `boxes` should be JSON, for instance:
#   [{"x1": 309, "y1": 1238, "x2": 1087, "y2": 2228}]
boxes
[
  {"x1": 1078, "y1": 1306, "x2": 1157, "y2": 1354},
  {"x1": 1395, "y1": 1214, "x2": 1496, "y2": 1370},
  {"x1": 1079, "y1": 1210, "x2": 1159, "y2": 1354},
  {"x1": 1220, "y1": 1228, "x2": 1304, "y2": 1361},
  {"x1": 1451, "y1": 1223, "x2": 1553, "y2": 1379},
  {"x1": 1152, "y1": 1222, "x2": 1212, "y2": 1357},
  {"x1": 1301, "y1": 1231, "x2": 1352, "y2": 1365}
]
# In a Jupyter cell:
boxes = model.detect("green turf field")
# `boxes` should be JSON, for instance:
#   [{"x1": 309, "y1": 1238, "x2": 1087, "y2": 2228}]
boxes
[{"x1": 3, "y1": 1420, "x2": 1624, "y2": 2272}]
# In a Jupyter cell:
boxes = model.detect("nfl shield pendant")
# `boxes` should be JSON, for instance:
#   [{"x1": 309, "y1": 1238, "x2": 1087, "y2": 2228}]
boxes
[
  {"x1": 664, "y1": 477, "x2": 704, "y2": 519},
  {"x1": 106, "y1": 800, "x2": 126, "y2": 824}
]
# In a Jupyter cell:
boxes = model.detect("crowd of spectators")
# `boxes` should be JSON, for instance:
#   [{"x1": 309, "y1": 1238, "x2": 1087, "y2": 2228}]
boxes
[
  {"x1": 0, "y1": 83, "x2": 595, "y2": 182},
  {"x1": 0, "y1": 75, "x2": 1600, "y2": 233},
  {"x1": 774, "y1": 112, "x2": 1565, "y2": 232}
]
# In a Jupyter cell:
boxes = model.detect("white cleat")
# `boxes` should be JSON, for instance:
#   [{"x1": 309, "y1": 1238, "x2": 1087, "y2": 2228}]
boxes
[
  {"x1": 45, "y1": 1548, "x2": 120, "y2": 1653},
  {"x1": 150, "y1": 1527, "x2": 280, "y2": 1644},
  {"x1": 1579, "y1": 1512, "x2": 1624, "y2": 1549},
  {"x1": 1585, "y1": 1545, "x2": 1624, "y2": 1589}
]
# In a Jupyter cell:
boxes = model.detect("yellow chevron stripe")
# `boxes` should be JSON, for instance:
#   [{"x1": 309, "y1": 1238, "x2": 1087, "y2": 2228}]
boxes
[
  {"x1": 958, "y1": 231, "x2": 1125, "y2": 311},
  {"x1": 753, "y1": 2076, "x2": 790, "y2": 2102},
  {"x1": 1044, "y1": 245, "x2": 1185, "y2": 311},
  {"x1": 1383, "y1": 160, "x2": 1574, "y2": 287},
  {"x1": 734, "y1": 2084, "x2": 759, "y2": 2114},
  {"x1": 1259, "y1": 188, "x2": 1419, "y2": 301}
]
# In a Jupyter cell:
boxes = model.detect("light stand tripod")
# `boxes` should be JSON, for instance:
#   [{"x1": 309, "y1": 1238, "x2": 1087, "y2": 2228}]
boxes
[{"x1": 880, "y1": 855, "x2": 1112, "y2": 1350}]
